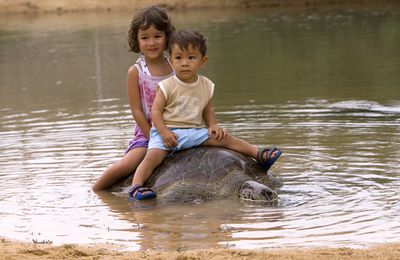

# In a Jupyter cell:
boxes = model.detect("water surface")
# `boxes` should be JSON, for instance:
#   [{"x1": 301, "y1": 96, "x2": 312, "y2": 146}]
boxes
[{"x1": 0, "y1": 7, "x2": 399, "y2": 250}]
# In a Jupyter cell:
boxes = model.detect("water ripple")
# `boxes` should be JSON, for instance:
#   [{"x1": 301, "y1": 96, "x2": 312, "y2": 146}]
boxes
[{"x1": 1, "y1": 98, "x2": 399, "y2": 249}]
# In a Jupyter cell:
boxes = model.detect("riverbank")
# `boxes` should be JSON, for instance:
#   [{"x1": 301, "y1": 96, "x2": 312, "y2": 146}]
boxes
[
  {"x1": 1, "y1": 238, "x2": 400, "y2": 259},
  {"x1": 0, "y1": 0, "x2": 399, "y2": 14}
]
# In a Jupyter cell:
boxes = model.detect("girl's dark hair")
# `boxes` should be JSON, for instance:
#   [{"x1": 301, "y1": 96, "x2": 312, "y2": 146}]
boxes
[
  {"x1": 127, "y1": 6, "x2": 175, "y2": 53},
  {"x1": 168, "y1": 30, "x2": 207, "y2": 57}
]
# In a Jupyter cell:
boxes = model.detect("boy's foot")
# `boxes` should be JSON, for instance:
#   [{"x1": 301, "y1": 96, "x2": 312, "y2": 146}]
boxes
[
  {"x1": 257, "y1": 147, "x2": 282, "y2": 171},
  {"x1": 128, "y1": 184, "x2": 156, "y2": 200}
]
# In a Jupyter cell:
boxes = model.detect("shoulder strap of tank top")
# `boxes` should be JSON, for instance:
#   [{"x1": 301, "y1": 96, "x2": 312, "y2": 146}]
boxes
[
  {"x1": 139, "y1": 54, "x2": 152, "y2": 76},
  {"x1": 135, "y1": 54, "x2": 172, "y2": 77}
]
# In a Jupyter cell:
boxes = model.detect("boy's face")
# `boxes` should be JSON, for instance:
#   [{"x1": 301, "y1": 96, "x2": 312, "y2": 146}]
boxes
[{"x1": 169, "y1": 44, "x2": 208, "y2": 83}]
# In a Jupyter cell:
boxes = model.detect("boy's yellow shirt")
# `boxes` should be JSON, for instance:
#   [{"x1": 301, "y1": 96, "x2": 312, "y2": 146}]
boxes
[{"x1": 158, "y1": 75, "x2": 215, "y2": 128}]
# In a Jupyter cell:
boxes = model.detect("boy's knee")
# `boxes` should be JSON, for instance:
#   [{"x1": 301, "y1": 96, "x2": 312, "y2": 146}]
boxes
[
  {"x1": 145, "y1": 149, "x2": 167, "y2": 163},
  {"x1": 202, "y1": 138, "x2": 225, "y2": 147}
]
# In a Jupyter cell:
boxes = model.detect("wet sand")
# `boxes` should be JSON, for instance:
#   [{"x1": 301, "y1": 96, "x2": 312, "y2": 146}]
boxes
[{"x1": 2, "y1": 238, "x2": 400, "y2": 260}]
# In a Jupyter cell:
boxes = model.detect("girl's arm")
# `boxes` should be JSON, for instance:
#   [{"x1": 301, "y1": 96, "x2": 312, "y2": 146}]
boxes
[
  {"x1": 203, "y1": 100, "x2": 228, "y2": 141},
  {"x1": 127, "y1": 66, "x2": 151, "y2": 139},
  {"x1": 151, "y1": 87, "x2": 178, "y2": 147}
]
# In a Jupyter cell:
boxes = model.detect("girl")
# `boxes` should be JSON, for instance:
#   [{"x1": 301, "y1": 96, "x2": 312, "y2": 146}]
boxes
[{"x1": 92, "y1": 6, "x2": 175, "y2": 191}]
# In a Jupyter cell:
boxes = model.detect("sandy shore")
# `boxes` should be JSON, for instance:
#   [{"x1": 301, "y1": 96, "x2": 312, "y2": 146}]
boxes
[{"x1": 1, "y1": 238, "x2": 400, "y2": 260}]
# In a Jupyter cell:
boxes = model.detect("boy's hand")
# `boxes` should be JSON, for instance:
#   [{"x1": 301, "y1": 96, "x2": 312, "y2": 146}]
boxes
[
  {"x1": 208, "y1": 125, "x2": 228, "y2": 141},
  {"x1": 160, "y1": 129, "x2": 178, "y2": 148}
]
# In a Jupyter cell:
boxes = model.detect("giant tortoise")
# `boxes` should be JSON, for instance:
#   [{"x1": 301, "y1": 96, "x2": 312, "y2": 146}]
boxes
[{"x1": 114, "y1": 146, "x2": 283, "y2": 204}]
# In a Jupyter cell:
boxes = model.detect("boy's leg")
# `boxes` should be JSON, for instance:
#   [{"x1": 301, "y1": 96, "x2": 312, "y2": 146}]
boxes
[
  {"x1": 132, "y1": 148, "x2": 169, "y2": 186},
  {"x1": 202, "y1": 135, "x2": 258, "y2": 158},
  {"x1": 202, "y1": 135, "x2": 281, "y2": 166}
]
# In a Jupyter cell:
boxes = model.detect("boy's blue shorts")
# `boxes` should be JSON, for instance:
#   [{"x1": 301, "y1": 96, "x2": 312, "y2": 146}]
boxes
[{"x1": 148, "y1": 127, "x2": 209, "y2": 151}]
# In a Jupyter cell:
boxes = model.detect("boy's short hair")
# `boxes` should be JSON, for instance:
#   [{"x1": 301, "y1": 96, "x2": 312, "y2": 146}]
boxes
[
  {"x1": 168, "y1": 30, "x2": 207, "y2": 57},
  {"x1": 127, "y1": 5, "x2": 175, "y2": 53}
]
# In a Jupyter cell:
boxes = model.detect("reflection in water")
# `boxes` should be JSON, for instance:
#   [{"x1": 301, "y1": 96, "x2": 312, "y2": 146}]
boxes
[
  {"x1": 96, "y1": 190, "x2": 287, "y2": 250},
  {"x1": 0, "y1": 8, "x2": 399, "y2": 250}
]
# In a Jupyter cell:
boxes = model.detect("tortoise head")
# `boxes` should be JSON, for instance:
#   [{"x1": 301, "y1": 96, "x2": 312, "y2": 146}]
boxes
[{"x1": 239, "y1": 180, "x2": 278, "y2": 202}]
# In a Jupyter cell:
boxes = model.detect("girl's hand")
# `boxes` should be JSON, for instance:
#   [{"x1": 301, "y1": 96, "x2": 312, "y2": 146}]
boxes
[
  {"x1": 208, "y1": 125, "x2": 228, "y2": 141},
  {"x1": 160, "y1": 129, "x2": 178, "y2": 148}
]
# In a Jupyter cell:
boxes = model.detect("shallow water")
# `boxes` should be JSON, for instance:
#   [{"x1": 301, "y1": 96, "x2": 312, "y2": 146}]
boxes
[{"x1": 0, "y1": 7, "x2": 399, "y2": 250}]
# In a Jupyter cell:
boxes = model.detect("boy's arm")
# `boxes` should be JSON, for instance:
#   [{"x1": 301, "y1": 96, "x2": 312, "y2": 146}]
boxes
[
  {"x1": 151, "y1": 87, "x2": 178, "y2": 147},
  {"x1": 203, "y1": 100, "x2": 228, "y2": 141}
]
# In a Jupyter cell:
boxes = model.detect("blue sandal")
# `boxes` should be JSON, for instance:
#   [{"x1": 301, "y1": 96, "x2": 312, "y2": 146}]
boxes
[
  {"x1": 128, "y1": 184, "x2": 156, "y2": 201},
  {"x1": 257, "y1": 147, "x2": 282, "y2": 171}
]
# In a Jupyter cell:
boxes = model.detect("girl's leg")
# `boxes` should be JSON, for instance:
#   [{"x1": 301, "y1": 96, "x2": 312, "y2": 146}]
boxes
[
  {"x1": 92, "y1": 147, "x2": 147, "y2": 191},
  {"x1": 132, "y1": 149, "x2": 169, "y2": 186}
]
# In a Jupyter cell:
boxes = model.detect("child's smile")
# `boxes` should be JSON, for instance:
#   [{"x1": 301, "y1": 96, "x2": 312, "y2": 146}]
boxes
[{"x1": 138, "y1": 25, "x2": 166, "y2": 60}]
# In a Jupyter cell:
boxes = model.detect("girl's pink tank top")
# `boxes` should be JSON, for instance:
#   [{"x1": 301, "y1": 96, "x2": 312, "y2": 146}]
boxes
[{"x1": 132, "y1": 55, "x2": 173, "y2": 138}]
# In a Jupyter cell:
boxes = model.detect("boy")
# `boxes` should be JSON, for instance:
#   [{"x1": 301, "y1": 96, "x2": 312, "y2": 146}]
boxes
[{"x1": 129, "y1": 30, "x2": 282, "y2": 200}]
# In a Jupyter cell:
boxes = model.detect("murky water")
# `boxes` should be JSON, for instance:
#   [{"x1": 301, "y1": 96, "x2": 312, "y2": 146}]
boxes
[{"x1": 0, "y1": 7, "x2": 399, "y2": 250}]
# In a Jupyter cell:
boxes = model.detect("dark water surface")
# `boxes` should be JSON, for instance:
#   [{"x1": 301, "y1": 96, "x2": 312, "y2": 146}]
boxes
[{"x1": 0, "y1": 7, "x2": 399, "y2": 250}]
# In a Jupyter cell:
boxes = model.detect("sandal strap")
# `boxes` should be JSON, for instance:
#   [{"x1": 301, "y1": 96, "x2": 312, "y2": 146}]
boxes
[
  {"x1": 257, "y1": 147, "x2": 277, "y2": 163},
  {"x1": 128, "y1": 184, "x2": 142, "y2": 197},
  {"x1": 128, "y1": 184, "x2": 156, "y2": 200},
  {"x1": 137, "y1": 187, "x2": 154, "y2": 193},
  {"x1": 257, "y1": 147, "x2": 276, "y2": 163},
  {"x1": 257, "y1": 149, "x2": 264, "y2": 164}
]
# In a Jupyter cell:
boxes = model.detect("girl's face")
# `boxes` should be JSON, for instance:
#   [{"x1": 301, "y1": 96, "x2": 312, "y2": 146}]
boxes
[{"x1": 137, "y1": 24, "x2": 167, "y2": 60}]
